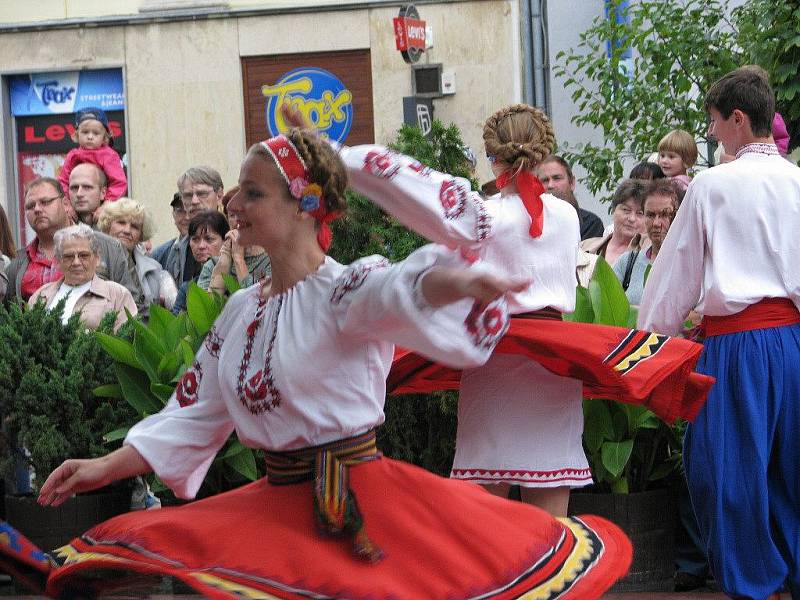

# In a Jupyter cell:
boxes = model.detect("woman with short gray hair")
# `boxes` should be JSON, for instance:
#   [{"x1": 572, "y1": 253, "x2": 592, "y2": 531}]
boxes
[{"x1": 28, "y1": 223, "x2": 137, "y2": 331}]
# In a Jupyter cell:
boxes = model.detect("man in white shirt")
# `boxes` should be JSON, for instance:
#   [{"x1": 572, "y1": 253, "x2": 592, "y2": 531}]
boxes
[{"x1": 638, "y1": 67, "x2": 800, "y2": 600}]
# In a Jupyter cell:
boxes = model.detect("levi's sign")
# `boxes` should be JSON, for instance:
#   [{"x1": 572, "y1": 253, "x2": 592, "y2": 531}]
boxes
[{"x1": 394, "y1": 4, "x2": 426, "y2": 64}]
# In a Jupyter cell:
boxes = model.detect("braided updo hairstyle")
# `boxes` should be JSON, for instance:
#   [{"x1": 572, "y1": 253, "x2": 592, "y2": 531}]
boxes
[
  {"x1": 483, "y1": 104, "x2": 555, "y2": 174},
  {"x1": 248, "y1": 129, "x2": 348, "y2": 214}
]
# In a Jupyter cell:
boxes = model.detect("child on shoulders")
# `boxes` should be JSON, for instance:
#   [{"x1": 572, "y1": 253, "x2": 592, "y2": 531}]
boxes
[
  {"x1": 657, "y1": 129, "x2": 698, "y2": 192},
  {"x1": 58, "y1": 107, "x2": 128, "y2": 213}
]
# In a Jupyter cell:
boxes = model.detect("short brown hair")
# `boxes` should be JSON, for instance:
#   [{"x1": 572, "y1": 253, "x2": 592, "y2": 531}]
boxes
[
  {"x1": 645, "y1": 178, "x2": 683, "y2": 209},
  {"x1": 611, "y1": 179, "x2": 648, "y2": 211},
  {"x1": 25, "y1": 177, "x2": 63, "y2": 197},
  {"x1": 705, "y1": 67, "x2": 775, "y2": 137},
  {"x1": 658, "y1": 130, "x2": 698, "y2": 168}
]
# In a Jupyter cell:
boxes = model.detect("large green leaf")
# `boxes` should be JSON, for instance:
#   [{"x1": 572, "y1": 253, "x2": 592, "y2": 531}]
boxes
[
  {"x1": 95, "y1": 333, "x2": 140, "y2": 369},
  {"x1": 187, "y1": 282, "x2": 220, "y2": 336},
  {"x1": 115, "y1": 363, "x2": 162, "y2": 416},
  {"x1": 588, "y1": 257, "x2": 631, "y2": 326},
  {"x1": 563, "y1": 285, "x2": 595, "y2": 323},
  {"x1": 156, "y1": 352, "x2": 181, "y2": 383},
  {"x1": 148, "y1": 304, "x2": 183, "y2": 350},
  {"x1": 222, "y1": 273, "x2": 242, "y2": 295},
  {"x1": 225, "y1": 446, "x2": 258, "y2": 481},
  {"x1": 601, "y1": 439, "x2": 634, "y2": 478},
  {"x1": 93, "y1": 383, "x2": 123, "y2": 399},
  {"x1": 150, "y1": 383, "x2": 176, "y2": 405},
  {"x1": 103, "y1": 426, "x2": 129, "y2": 443},
  {"x1": 582, "y1": 400, "x2": 614, "y2": 453}
]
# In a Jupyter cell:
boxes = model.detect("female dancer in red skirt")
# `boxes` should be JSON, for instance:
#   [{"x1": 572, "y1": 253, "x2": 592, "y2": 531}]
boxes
[{"x1": 0, "y1": 109, "x2": 632, "y2": 599}]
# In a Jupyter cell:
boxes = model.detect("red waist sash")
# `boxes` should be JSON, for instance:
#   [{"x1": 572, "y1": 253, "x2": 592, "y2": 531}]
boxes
[
  {"x1": 389, "y1": 319, "x2": 715, "y2": 424},
  {"x1": 702, "y1": 298, "x2": 800, "y2": 337}
]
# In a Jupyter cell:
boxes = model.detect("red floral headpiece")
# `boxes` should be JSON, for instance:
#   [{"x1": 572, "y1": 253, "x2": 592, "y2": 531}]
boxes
[{"x1": 261, "y1": 135, "x2": 336, "y2": 251}]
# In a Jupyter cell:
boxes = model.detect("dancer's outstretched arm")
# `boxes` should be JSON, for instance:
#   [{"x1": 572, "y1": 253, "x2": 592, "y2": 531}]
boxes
[{"x1": 38, "y1": 445, "x2": 151, "y2": 507}]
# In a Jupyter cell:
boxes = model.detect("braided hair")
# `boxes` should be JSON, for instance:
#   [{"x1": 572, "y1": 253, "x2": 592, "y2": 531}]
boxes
[{"x1": 483, "y1": 104, "x2": 555, "y2": 174}]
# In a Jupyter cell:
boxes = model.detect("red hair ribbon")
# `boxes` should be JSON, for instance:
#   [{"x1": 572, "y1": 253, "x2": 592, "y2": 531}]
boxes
[
  {"x1": 261, "y1": 135, "x2": 336, "y2": 251},
  {"x1": 495, "y1": 169, "x2": 546, "y2": 238}
]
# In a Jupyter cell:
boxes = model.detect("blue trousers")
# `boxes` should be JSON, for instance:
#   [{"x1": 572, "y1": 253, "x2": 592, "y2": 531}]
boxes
[{"x1": 685, "y1": 324, "x2": 800, "y2": 600}]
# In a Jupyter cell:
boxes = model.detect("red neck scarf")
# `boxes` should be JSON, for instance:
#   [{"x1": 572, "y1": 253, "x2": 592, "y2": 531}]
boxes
[
  {"x1": 495, "y1": 169, "x2": 546, "y2": 238},
  {"x1": 261, "y1": 135, "x2": 336, "y2": 251}
]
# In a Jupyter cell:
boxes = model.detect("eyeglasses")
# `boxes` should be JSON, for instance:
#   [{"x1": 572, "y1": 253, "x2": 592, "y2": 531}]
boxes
[
  {"x1": 59, "y1": 251, "x2": 94, "y2": 263},
  {"x1": 644, "y1": 209, "x2": 676, "y2": 221},
  {"x1": 181, "y1": 189, "x2": 215, "y2": 202},
  {"x1": 24, "y1": 196, "x2": 61, "y2": 211}
]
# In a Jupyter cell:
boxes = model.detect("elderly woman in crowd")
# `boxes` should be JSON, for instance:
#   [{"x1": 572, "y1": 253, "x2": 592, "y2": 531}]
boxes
[
  {"x1": 581, "y1": 178, "x2": 649, "y2": 269},
  {"x1": 28, "y1": 223, "x2": 137, "y2": 331},
  {"x1": 98, "y1": 198, "x2": 177, "y2": 313},
  {"x1": 197, "y1": 186, "x2": 270, "y2": 294},
  {"x1": 171, "y1": 210, "x2": 229, "y2": 314}
]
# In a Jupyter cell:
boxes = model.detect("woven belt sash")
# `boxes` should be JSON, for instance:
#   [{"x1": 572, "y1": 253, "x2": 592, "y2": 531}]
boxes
[
  {"x1": 515, "y1": 307, "x2": 563, "y2": 321},
  {"x1": 264, "y1": 429, "x2": 384, "y2": 563}
]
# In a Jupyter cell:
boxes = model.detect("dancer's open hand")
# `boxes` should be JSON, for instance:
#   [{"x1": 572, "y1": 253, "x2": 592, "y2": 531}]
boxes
[{"x1": 38, "y1": 457, "x2": 112, "y2": 507}]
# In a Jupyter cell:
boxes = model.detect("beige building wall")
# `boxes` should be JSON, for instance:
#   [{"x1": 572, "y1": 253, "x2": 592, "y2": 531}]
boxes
[{"x1": 0, "y1": 1, "x2": 520, "y2": 245}]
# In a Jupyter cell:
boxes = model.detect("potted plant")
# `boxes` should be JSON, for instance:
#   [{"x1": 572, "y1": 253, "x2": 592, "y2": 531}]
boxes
[
  {"x1": 0, "y1": 299, "x2": 136, "y2": 550},
  {"x1": 565, "y1": 257, "x2": 683, "y2": 591}
]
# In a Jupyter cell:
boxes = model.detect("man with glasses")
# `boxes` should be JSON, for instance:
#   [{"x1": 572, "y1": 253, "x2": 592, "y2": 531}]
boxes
[
  {"x1": 611, "y1": 178, "x2": 680, "y2": 305},
  {"x1": 155, "y1": 166, "x2": 223, "y2": 283},
  {"x1": 5, "y1": 177, "x2": 134, "y2": 303}
]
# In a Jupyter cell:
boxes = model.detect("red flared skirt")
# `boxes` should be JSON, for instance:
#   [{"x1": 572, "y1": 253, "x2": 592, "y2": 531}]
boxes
[
  {"x1": 2, "y1": 458, "x2": 632, "y2": 599},
  {"x1": 390, "y1": 318, "x2": 715, "y2": 424}
]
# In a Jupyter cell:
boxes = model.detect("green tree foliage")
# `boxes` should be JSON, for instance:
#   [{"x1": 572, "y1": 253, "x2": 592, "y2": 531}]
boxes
[
  {"x1": 735, "y1": 0, "x2": 800, "y2": 150},
  {"x1": 555, "y1": 0, "x2": 800, "y2": 201},
  {"x1": 0, "y1": 300, "x2": 136, "y2": 488}
]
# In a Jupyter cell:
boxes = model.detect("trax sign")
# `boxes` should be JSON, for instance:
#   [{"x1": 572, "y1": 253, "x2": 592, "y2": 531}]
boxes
[{"x1": 394, "y1": 4, "x2": 426, "y2": 64}]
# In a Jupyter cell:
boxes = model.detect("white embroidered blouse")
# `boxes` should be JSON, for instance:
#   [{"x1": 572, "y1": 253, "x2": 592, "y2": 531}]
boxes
[
  {"x1": 125, "y1": 246, "x2": 508, "y2": 499},
  {"x1": 335, "y1": 143, "x2": 580, "y2": 314}
]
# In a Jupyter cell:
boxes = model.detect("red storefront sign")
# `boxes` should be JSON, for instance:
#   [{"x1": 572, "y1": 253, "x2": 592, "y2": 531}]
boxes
[
  {"x1": 393, "y1": 16, "x2": 426, "y2": 52},
  {"x1": 393, "y1": 5, "x2": 426, "y2": 64}
]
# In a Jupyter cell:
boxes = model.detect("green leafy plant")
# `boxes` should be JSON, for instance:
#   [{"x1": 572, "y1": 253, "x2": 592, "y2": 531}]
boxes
[
  {"x1": 0, "y1": 300, "x2": 136, "y2": 489},
  {"x1": 95, "y1": 284, "x2": 260, "y2": 500},
  {"x1": 735, "y1": 0, "x2": 800, "y2": 152},
  {"x1": 564, "y1": 258, "x2": 683, "y2": 493}
]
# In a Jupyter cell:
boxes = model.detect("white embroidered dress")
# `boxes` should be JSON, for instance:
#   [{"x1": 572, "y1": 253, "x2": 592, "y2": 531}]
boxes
[
  {"x1": 337, "y1": 143, "x2": 592, "y2": 488},
  {"x1": 124, "y1": 247, "x2": 508, "y2": 498}
]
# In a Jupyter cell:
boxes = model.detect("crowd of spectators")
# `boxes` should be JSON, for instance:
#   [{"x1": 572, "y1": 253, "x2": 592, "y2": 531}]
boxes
[{"x1": 0, "y1": 108, "x2": 271, "y2": 331}]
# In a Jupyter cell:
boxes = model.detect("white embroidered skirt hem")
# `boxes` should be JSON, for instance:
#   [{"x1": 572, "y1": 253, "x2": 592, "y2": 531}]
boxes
[{"x1": 452, "y1": 354, "x2": 591, "y2": 489}]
